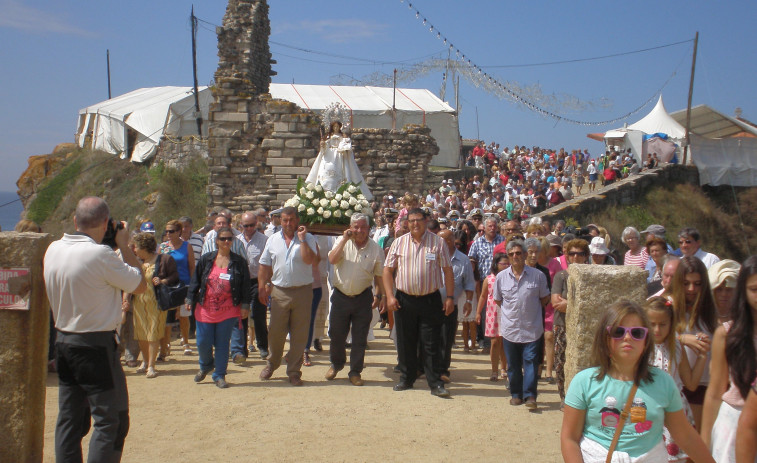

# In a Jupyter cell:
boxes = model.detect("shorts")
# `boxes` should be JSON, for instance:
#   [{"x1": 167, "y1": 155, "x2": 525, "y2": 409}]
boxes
[{"x1": 589, "y1": 173, "x2": 598, "y2": 183}]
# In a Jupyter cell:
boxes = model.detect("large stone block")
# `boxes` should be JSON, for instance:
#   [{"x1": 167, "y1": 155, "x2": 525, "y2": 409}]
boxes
[
  {"x1": 565, "y1": 264, "x2": 648, "y2": 390},
  {"x1": 213, "y1": 112, "x2": 249, "y2": 122},
  {"x1": 0, "y1": 232, "x2": 53, "y2": 462}
]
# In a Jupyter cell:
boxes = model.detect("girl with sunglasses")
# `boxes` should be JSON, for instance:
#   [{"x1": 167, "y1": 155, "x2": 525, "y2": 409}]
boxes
[
  {"x1": 160, "y1": 219, "x2": 196, "y2": 355},
  {"x1": 562, "y1": 300, "x2": 713, "y2": 462},
  {"x1": 645, "y1": 297, "x2": 707, "y2": 462}
]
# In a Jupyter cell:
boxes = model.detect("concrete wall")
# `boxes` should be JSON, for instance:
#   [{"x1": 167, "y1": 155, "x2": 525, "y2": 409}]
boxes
[{"x1": 0, "y1": 231, "x2": 53, "y2": 462}]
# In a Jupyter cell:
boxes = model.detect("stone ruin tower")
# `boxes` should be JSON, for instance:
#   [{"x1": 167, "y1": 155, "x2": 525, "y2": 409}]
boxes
[{"x1": 207, "y1": 0, "x2": 440, "y2": 212}]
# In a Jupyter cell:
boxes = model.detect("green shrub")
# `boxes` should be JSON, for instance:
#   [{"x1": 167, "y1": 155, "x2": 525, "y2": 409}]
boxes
[{"x1": 26, "y1": 158, "x2": 83, "y2": 224}]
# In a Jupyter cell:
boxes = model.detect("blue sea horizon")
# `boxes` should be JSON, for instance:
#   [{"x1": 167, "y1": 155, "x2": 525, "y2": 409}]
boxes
[{"x1": 0, "y1": 191, "x2": 24, "y2": 231}]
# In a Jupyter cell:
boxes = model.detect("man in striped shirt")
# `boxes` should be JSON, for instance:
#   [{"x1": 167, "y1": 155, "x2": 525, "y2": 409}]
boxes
[{"x1": 384, "y1": 208, "x2": 455, "y2": 398}]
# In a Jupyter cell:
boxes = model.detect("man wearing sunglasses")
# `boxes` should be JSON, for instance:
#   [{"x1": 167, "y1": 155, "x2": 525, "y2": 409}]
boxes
[
  {"x1": 551, "y1": 238, "x2": 590, "y2": 409},
  {"x1": 676, "y1": 227, "x2": 720, "y2": 269},
  {"x1": 492, "y1": 239, "x2": 550, "y2": 410}
]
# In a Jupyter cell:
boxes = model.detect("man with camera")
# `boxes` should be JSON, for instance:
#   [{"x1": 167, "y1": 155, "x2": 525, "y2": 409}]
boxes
[
  {"x1": 325, "y1": 213, "x2": 385, "y2": 386},
  {"x1": 44, "y1": 196, "x2": 147, "y2": 462}
]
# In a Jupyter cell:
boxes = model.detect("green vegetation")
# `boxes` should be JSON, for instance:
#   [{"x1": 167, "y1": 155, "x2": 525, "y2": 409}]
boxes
[
  {"x1": 29, "y1": 149, "x2": 209, "y2": 238},
  {"x1": 26, "y1": 157, "x2": 83, "y2": 224},
  {"x1": 580, "y1": 184, "x2": 757, "y2": 263}
]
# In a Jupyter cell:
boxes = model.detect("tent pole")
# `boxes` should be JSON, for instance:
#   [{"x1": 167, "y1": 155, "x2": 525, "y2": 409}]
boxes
[
  {"x1": 191, "y1": 6, "x2": 203, "y2": 137},
  {"x1": 682, "y1": 31, "x2": 698, "y2": 165}
]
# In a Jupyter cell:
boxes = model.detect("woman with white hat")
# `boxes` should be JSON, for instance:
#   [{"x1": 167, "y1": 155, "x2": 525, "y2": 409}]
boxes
[{"x1": 589, "y1": 236, "x2": 616, "y2": 265}]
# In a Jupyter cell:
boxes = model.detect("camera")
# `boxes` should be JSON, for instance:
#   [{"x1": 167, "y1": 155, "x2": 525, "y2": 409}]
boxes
[{"x1": 102, "y1": 218, "x2": 124, "y2": 249}]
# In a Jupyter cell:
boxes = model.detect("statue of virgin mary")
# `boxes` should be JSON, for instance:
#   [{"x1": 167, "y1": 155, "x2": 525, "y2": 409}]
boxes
[{"x1": 305, "y1": 104, "x2": 373, "y2": 199}]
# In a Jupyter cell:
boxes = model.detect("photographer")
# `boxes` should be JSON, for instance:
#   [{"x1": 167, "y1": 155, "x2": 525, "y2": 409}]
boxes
[{"x1": 44, "y1": 196, "x2": 146, "y2": 462}]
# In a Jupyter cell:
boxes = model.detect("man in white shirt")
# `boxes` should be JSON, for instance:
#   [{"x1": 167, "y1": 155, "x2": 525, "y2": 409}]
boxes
[
  {"x1": 230, "y1": 212, "x2": 269, "y2": 364},
  {"x1": 677, "y1": 227, "x2": 720, "y2": 269},
  {"x1": 264, "y1": 209, "x2": 282, "y2": 237},
  {"x1": 44, "y1": 196, "x2": 146, "y2": 462},
  {"x1": 325, "y1": 213, "x2": 385, "y2": 386}
]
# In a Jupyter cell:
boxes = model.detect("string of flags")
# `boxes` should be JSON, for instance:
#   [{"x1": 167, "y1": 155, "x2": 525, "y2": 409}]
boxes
[{"x1": 399, "y1": 0, "x2": 682, "y2": 127}]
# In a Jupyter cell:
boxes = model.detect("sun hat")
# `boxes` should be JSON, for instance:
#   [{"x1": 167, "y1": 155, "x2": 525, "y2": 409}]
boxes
[{"x1": 589, "y1": 236, "x2": 610, "y2": 255}]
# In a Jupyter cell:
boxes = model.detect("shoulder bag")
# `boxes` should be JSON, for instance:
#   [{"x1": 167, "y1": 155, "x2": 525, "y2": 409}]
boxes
[
  {"x1": 153, "y1": 254, "x2": 188, "y2": 311},
  {"x1": 605, "y1": 382, "x2": 639, "y2": 463}
]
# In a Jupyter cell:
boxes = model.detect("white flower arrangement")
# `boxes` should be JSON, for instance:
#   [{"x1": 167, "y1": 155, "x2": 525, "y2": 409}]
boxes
[{"x1": 286, "y1": 178, "x2": 373, "y2": 225}]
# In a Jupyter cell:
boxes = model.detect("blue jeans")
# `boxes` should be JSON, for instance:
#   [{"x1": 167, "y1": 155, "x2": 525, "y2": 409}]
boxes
[
  {"x1": 196, "y1": 317, "x2": 237, "y2": 382},
  {"x1": 502, "y1": 338, "x2": 541, "y2": 400},
  {"x1": 306, "y1": 287, "x2": 322, "y2": 350},
  {"x1": 229, "y1": 317, "x2": 248, "y2": 359}
]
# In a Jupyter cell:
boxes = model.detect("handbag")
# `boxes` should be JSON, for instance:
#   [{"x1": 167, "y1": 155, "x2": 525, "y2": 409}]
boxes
[
  {"x1": 153, "y1": 254, "x2": 188, "y2": 311},
  {"x1": 605, "y1": 382, "x2": 639, "y2": 463}
]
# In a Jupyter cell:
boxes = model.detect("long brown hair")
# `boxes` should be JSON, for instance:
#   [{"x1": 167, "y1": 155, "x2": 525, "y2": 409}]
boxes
[
  {"x1": 726, "y1": 255, "x2": 757, "y2": 398},
  {"x1": 671, "y1": 256, "x2": 717, "y2": 334},
  {"x1": 591, "y1": 300, "x2": 654, "y2": 386}
]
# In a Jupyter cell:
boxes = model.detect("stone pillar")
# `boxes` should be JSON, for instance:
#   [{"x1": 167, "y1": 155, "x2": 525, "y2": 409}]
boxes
[
  {"x1": 564, "y1": 264, "x2": 647, "y2": 389},
  {"x1": 0, "y1": 231, "x2": 53, "y2": 462}
]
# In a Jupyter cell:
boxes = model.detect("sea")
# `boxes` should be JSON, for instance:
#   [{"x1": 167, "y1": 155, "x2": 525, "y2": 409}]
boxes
[{"x1": 0, "y1": 191, "x2": 25, "y2": 232}]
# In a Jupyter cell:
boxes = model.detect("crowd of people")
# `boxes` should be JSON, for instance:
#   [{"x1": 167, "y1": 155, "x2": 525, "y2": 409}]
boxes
[{"x1": 37, "y1": 174, "x2": 755, "y2": 461}]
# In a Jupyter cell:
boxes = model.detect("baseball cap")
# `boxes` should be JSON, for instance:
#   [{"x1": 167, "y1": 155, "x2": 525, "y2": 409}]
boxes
[
  {"x1": 641, "y1": 224, "x2": 666, "y2": 236},
  {"x1": 140, "y1": 222, "x2": 155, "y2": 233}
]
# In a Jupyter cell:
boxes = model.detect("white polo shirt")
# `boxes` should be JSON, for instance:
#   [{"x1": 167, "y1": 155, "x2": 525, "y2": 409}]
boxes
[
  {"x1": 44, "y1": 233, "x2": 142, "y2": 333},
  {"x1": 259, "y1": 231, "x2": 318, "y2": 288}
]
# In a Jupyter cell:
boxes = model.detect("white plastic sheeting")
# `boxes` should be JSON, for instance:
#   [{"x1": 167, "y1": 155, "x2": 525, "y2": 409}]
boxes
[
  {"x1": 76, "y1": 87, "x2": 210, "y2": 162},
  {"x1": 690, "y1": 134, "x2": 757, "y2": 186},
  {"x1": 269, "y1": 84, "x2": 460, "y2": 167}
]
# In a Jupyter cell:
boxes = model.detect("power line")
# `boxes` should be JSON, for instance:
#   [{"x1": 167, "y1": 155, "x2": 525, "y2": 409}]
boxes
[{"x1": 481, "y1": 39, "x2": 693, "y2": 69}]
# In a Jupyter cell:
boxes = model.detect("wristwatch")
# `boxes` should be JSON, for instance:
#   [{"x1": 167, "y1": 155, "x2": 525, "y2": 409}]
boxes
[
  {"x1": 446, "y1": 296, "x2": 454, "y2": 300},
  {"x1": 465, "y1": 300, "x2": 473, "y2": 304}
]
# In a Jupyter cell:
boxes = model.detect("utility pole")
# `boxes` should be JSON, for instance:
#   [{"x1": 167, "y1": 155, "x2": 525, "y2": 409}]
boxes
[
  {"x1": 106, "y1": 49, "x2": 112, "y2": 99},
  {"x1": 392, "y1": 68, "x2": 397, "y2": 130},
  {"x1": 191, "y1": 6, "x2": 203, "y2": 137},
  {"x1": 682, "y1": 31, "x2": 698, "y2": 165}
]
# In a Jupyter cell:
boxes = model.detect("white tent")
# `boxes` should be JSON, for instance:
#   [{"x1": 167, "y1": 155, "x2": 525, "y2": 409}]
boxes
[
  {"x1": 269, "y1": 83, "x2": 460, "y2": 167},
  {"x1": 628, "y1": 96, "x2": 686, "y2": 139},
  {"x1": 76, "y1": 86, "x2": 211, "y2": 162}
]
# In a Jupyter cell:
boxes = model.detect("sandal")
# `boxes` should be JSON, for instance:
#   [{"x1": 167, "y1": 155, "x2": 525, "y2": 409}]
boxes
[
  {"x1": 489, "y1": 371, "x2": 499, "y2": 382},
  {"x1": 146, "y1": 368, "x2": 158, "y2": 379},
  {"x1": 135, "y1": 364, "x2": 147, "y2": 374},
  {"x1": 303, "y1": 352, "x2": 312, "y2": 367}
]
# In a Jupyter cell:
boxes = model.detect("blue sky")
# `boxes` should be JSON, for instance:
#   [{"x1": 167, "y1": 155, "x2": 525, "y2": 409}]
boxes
[{"x1": 1, "y1": 0, "x2": 755, "y2": 194}]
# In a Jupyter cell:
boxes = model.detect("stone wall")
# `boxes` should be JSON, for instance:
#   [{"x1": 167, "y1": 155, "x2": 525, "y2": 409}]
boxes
[
  {"x1": 0, "y1": 232, "x2": 53, "y2": 462},
  {"x1": 156, "y1": 136, "x2": 208, "y2": 170},
  {"x1": 536, "y1": 164, "x2": 699, "y2": 223},
  {"x1": 564, "y1": 264, "x2": 648, "y2": 389}
]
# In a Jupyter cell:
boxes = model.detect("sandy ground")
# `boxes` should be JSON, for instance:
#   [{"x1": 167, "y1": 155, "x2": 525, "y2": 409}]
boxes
[{"x1": 43, "y1": 328, "x2": 564, "y2": 462}]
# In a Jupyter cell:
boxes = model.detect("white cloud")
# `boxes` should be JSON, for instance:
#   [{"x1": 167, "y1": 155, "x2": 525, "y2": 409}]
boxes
[
  {"x1": 275, "y1": 19, "x2": 387, "y2": 43},
  {"x1": 0, "y1": 0, "x2": 95, "y2": 37}
]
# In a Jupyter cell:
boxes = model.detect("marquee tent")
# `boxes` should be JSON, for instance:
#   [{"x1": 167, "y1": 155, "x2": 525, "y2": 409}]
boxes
[
  {"x1": 76, "y1": 86, "x2": 211, "y2": 162},
  {"x1": 268, "y1": 84, "x2": 460, "y2": 167}
]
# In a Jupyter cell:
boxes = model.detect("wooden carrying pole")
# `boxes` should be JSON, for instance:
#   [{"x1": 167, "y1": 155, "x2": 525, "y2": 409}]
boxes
[{"x1": 682, "y1": 32, "x2": 698, "y2": 165}]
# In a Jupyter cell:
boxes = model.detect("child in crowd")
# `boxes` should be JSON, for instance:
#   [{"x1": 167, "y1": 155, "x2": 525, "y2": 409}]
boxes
[
  {"x1": 476, "y1": 252, "x2": 508, "y2": 380},
  {"x1": 645, "y1": 297, "x2": 707, "y2": 462}
]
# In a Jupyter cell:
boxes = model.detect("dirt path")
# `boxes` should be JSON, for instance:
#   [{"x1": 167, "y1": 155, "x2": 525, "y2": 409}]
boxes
[{"x1": 43, "y1": 329, "x2": 564, "y2": 462}]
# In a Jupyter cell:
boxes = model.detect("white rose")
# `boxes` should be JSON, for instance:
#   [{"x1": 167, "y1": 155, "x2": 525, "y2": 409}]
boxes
[
  {"x1": 360, "y1": 199, "x2": 369, "y2": 207},
  {"x1": 307, "y1": 208, "x2": 315, "y2": 216},
  {"x1": 306, "y1": 183, "x2": 315, "y2": 191},
  {"x1": 317, "y1": 207, "x2": 324, "y2": 214},
  {"x1": 330, "y1": 199, "x2": 338, "y2": 208},
  {"x1": 315, "y1": 185, "x2": 323, "y2": 193},
  {"x1": 354, "y1": 204, "x2": 362, "y2": 211},
  {"x1": 284, "y1": 198, "x2": 294, "y2": 207},
  {"x1": 305, "y1": 191, "x2": 314, "y2": 200},
  {"x1": 333, "y1": 210, "x2": 342, "y2": 218},
  {"x1": 342, "y1": 191, "x2": 351, "y2": 199},
  {"x1": 320, "y1": 198, "x2": 329, "y2": 207},
  {"x1": 348, "y1": 197, "x2": 357, "y2": 206},
  {"x1": 357, "y1": 194, "x2": 366, "y2": 200},
  {"x1": 345, "y1": 210, "x2": 353, "y2": 217},
  {"x1": 298, "y1": 204, "x2": 306, "y2": 212},
  {"x1": 323, "y1": 210, "x2": 332, "y2": 219},
  {"x1": 290, "y1": 197, "x2": 300, "y2": 206},
  {"x1": 299, "y1": 187, "x2": 306, "y2": 195},
  {"x1": 348, "y1": 185, "x2": 358, "y2": 193},
  {"x1": 340, "y1": 200, "x2": 350, "y2": 210},
  {"x1": 335, "y1": 194, "x2": 342, "y2": 201},
  {"x1": 325, "y1": 191, "x2": 334, "y2": 199}
]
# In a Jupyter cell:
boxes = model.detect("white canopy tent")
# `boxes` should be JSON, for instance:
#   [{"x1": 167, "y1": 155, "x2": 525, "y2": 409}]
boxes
[
  {"x1": 76, "y1": 86, "x2": 211, "y2": 162},
  {"x1": 690, "y1": 134, "x2": 757, "y2": 186},
  {"x1": 268, "y1": 83, "x2": 460, "y2": 167}
]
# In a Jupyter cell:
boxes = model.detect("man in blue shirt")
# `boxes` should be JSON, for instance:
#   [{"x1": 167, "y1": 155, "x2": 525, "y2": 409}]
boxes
[{"x1": 438, "y1": 229, "x2": 475, "y2": 382}]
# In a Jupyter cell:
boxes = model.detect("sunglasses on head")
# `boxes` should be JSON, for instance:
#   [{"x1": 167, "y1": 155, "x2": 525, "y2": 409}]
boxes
[{"x1": 606, "y1": 326, "x2": 648, "y2": 341}]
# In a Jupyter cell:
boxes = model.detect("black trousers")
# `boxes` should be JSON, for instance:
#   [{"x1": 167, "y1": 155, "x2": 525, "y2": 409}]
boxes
[
  {"x1": 328, "y1": 287, "x2": 373, "y2": 376},
  {"x1": 395, "y1": 290, "x2": 444, "y2": 389},
  {"x1": 55, "y1": 330, "x2": 129, "y2": 463},
  {"x1": 249, "y1": 278, "x2": 268, "y2": 351},
  {"x1": 439, "y1": 305, "x2": 459, "y2": 377}
]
